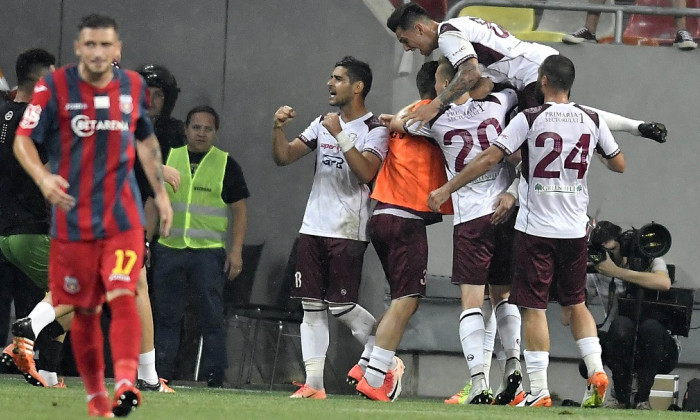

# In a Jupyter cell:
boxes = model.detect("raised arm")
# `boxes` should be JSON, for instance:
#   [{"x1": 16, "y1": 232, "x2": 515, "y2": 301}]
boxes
[
  {"x1": 406, "y1": 57, "x2": 481, "y2": 129},
  {"x1": 272, "y1": 105, "x2": 312, "y2": 166}
]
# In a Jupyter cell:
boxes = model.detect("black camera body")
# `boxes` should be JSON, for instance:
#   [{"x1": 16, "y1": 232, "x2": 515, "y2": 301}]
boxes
[
  {"x1": 589, "y1": 222, "x2": 692, "y2": 335},
  {"x1": 587, "y1": 222, "x2": 672, "y2": 268}
]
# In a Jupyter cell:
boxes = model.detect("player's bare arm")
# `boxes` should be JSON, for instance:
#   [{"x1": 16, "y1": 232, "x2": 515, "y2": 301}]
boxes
[
  {"x1": 322, "y1": 112, "x2": 382, "y2": 184},
  {"x1": 162, "y1": 165, "x2": 181, "y2": 192},
  {"x1": 136, "y1": 134, "x2": 173, "y2": 237},
  {"x1": 428, "y1": 145, "x2": 504, "y2": 212},
  {"x1": 490, "y1": 192, "x2": 516, "y2": 225},
  {"x1": 272, "y1": 105, "x2": 311, "y2": 166},
  {"x1": 407, "y1": 57, "x2": 481, "y2": 129},
  {"x1": 224, "y1": 199, "x2": 247, "y2": 280},
  {"x1": 600, "y1": 151, "x2": 626, "y2": 173},
  {"x1": 14, "y1": 134, "x2": 76, "y2": 211}
]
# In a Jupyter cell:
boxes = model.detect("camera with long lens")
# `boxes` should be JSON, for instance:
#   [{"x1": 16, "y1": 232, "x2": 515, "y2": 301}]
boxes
[
  {"x1": 598, "y1": 222, "x2": 695, "y2": 336},
  {"x1": 587, "y1": 222, "x2": 672, "y2": 267}
]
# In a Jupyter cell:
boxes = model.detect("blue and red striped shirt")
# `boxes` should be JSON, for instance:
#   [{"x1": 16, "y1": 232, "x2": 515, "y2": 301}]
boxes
[{"x1": 16, "y1": 64, "x2": 153, "y2": 241}]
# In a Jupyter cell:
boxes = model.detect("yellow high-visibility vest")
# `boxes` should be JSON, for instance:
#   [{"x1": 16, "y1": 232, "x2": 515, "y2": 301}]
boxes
[{"x1": 159, "y1": 146, "x2": 228, "y2": 249}]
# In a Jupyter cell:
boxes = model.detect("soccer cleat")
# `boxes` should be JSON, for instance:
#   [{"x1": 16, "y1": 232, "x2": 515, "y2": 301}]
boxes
[
  {"x1": 356, "y1": 377, "x2": 390, "y2": 402},
  {"x1": 467, "y1": 375, "x2": 493, "y2": 404},
  {"x1": 444, "y1": 382, "x2": 471, "y2": 404},
  {"x1": 12, "y1": 339, "x2": 47, "y2": 387},
  {"x1": 638, "y1": 122, "x2": 667, "y2": 144},
  {"x1": 289, "y1": 381, "x2": 327, "y2": 399},
  {"x1": 514, "y1": 389, "x2": 553, "y2": 407},
  {"x1": 494, "y1": 369, "x2": 523, "y2": 405},
  {"x1": 387, "y1": 356, "x2": 405, "y2": 401},
  {"x1": 136, "y1": 378, "x2": 175, "y2": 393},
  {"x1": 581, "y1": 371, "x2": 609, "y2": 408},
  {"x1": 112, "y1": 384, "x2": 142, "y2": 417},
  {"x1": 1, "y1": 343, "x2": 19, "y2": 372},
  {"x1": 346, "y1": 364, "x2": 364, "y2": 386},
  {"x1": 11, "y1": 317, "x2": 36, "y2": 342},
  {"x1": 635, "y1": 400, "x2": 652, "y2": 410},
  {"x1": 603, "y1": 394, "x2": 626, "y2": 409},
  {"x1": 356, "y1": 356, "x2": 405, "y2": 402},
  {"x1": 562, "y1": 27, "x2": 597, "y2": 44},
  {"x1": 674, "y1": 30, "x2": 698, "y2": 50},
  {"x1": 88, "y1": 393, "x2": 114, "y2": 418},
  {"x1": 50, "y1": 377, "x2": 67, "y2": 388}
]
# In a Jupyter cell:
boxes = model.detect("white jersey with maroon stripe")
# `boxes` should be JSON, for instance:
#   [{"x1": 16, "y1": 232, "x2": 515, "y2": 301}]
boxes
[
  {"x1": 408, "y1": 89, "x2": 517, "y2": 225},
  {"x1": 297, "y1": 112, "x2": 388, "y2": 241},
  {"x1": 438, "y1": 16, "x2": 558, "y2": 89},
  {"x1": 494, "y1": 102, "x2": 620, "y2": 239}
]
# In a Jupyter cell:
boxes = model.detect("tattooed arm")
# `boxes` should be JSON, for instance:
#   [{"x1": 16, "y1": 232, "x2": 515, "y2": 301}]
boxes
[
  {"x1": 136, "y1": 134, "x2": 173, "y2": 236},
  {"x1": 405, "y1": 57, "x2": 481, "y2": 129}
]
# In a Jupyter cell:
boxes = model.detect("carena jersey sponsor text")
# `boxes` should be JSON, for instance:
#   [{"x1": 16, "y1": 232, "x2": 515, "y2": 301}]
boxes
[{"x1": 71, "y1": 114, "x2": 129, "y2": 137}]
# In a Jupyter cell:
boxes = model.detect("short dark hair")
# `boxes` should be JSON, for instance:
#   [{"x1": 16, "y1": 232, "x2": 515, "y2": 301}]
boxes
[
  {"x1": 78, "y1": 14, "x2": 118, "y2": 33},
  {"x1": 416, "y1": 60, "x2": 438, "y2": 100},
  {"x1": 387, "y1": 2, "x2": 430, "y2": 32},
  {"x1": 590, "y1": 221, "x2": 623, "y2": 246},
  {"x1": 335, "y1": 56, "x2": 373, "y2": 98},
  {"x1": 186, "y1": 105, "x2": 220, "y2": 130},
  {"x1": 540, "y1": 55, "x2": 575, "y2": 92},
  {"x1": 15, "y1": 48, "x2": 55, "y2": 89},
  {"x1": 436, "y1": 55, "x2": 457, "y2": 84}
]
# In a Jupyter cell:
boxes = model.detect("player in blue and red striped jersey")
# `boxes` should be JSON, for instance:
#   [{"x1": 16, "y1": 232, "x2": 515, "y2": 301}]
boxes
[{"x1": 13, "y1": 14, "x2": 172, "y2": 418}]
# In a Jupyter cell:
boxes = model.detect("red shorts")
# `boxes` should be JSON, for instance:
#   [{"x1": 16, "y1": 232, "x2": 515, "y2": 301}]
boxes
[
  {"x1": 49, "y1": 228, "x2": 144, "y2": 308},
  {"x1": 508, "y1": 231, "x2": 588, "y2": 310},
  {"x1": 291, "y1": 234, "x2": 368, "y2": 303},
  {"x1": 369, "y1": 214, "x2": 427, "y2": 300},
  {"x1": 451, "y1": 213, "x2": 515, "y2": 287}
]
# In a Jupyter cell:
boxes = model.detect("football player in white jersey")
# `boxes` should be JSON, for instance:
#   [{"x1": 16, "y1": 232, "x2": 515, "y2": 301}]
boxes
[
  {"x1": 272, "y1": 56, "x2": 389, "y2": 399},
  {"x1": 388, "y1": 56, "x2": 523, "y2": 405},
  {"x1": 427, "y1": 54, "x2": 626, "y2": 408},
  {"x1": 386, "y1": 2, "x2": 667, "y2": 143}
]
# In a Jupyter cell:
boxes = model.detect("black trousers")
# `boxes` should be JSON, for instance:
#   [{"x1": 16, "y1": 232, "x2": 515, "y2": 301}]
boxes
[{"x1": 600, "y1": 316, "x2": 679, "y2": 404}]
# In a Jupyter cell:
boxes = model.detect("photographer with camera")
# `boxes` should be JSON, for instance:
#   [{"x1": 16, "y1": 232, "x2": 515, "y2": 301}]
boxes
[{"x1": 585, "y1": 221, "x2": 678, "y2": 410}]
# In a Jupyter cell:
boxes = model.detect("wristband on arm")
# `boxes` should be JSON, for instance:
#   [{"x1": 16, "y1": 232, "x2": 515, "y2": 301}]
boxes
[{"x1": 336, "y1": 130, "x2": 355, "y2": 153}]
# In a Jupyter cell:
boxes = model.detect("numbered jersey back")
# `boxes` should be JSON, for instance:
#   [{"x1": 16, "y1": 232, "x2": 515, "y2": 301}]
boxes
[{"x1": 496, "y1": 102, "x2": 620, "y2": 238}]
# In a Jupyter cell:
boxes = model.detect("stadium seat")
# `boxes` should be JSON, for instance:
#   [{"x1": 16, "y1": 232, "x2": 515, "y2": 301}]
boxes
[
  {"x1": 535, "y1": 0, "x2": 617, "y2": 43},
  {"x1": 459, "y1": 5, "x2": 536, "y2": 34},
  {"x1": 623, "y1": 0, "x2": 700, "y2": 46},
  {"x1": 223, "y1": 241, "x2": 305, "y2": 390},
  {"x1": 458, "y1": 5, "x2": 563, "y2": 43}
]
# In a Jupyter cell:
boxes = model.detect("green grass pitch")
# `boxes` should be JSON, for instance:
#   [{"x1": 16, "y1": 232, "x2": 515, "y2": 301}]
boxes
[{"x1": 0, "y1": 375, "x2": 691, "y2": 419}]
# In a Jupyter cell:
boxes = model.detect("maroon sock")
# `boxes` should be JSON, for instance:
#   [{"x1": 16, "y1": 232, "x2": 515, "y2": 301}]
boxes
[
  {"x1": 71, "y1": 311, "x2": 106, "y2": 396},
  {"x1": 108, "y1": 295, "x2": 142, "y2": 388}
]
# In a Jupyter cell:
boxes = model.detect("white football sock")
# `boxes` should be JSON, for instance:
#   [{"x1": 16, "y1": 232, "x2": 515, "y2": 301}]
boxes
[
  {"x1": 38, "y1": 369, "x2": 58, "y2": 386},
  {"x1": 524, "y1": 350, "x2": 549, "y2": 395},
  {"x1": 137, "y1": 349, "x2": 159, "y2": 384},
  {"x1": 28, "y1": 302, "x2": 56, "y2": 337},
  {"x1": 459, "y1": 308, "x2": 485, "y2": 377},
  {"x1": 482, "y1": 299, "x2": 495, "y2": 388},
  {"x1": 365, "y1": 346, "x2": 395, "y2": 388},
  {"x1": 304, "y1": 357, "x2": 325, "y2": 390},
  {"x1": 358, "y1": 335, "x2": 375, "y2": 371},
  {"x1": 576, "y1": 336, "x2": 604, "y2": 377},
  {"x1": 495, "y1": 299, "x2": 521, "y2": 360},
  {"x1": 329, "y1": 303, "x2": 375, "y2": 345}
]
